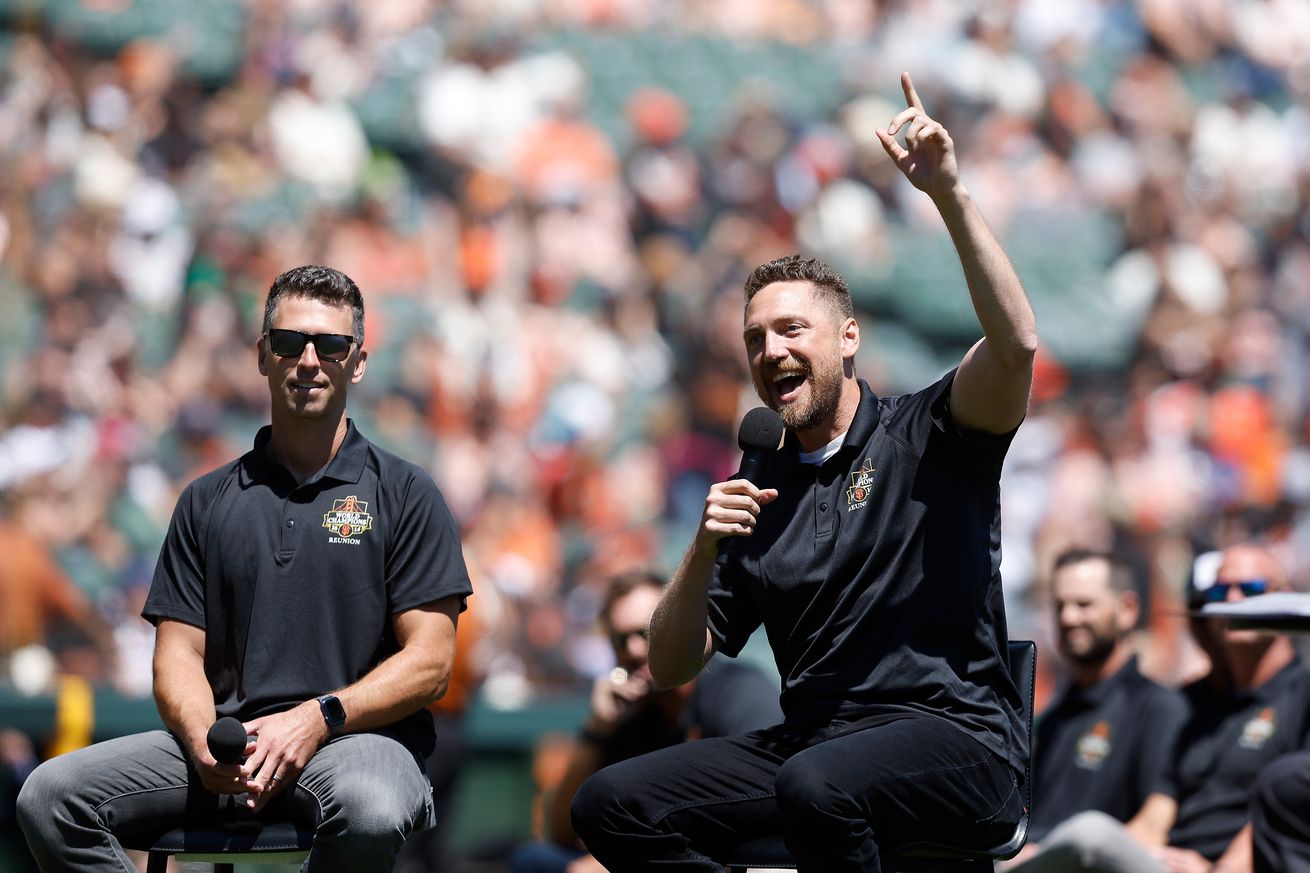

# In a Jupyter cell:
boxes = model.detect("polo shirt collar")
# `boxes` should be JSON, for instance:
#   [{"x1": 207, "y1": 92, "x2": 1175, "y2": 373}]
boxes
[
  {"x1": 1207, "y1": 656, "x2": 1307, "y2": 707},
  {"x1": 1250, "y1": 656, "x2": 1307, "y2": 704},
  {"x1": 1076, "y1": 656, "x2": 1139, "y2": 706},
  {"x1": 781, "y1": 379, "x2": 881, "y2": 465},
  {"x1": 241, "y1": 419, "x2": 369, "y2": 487}
]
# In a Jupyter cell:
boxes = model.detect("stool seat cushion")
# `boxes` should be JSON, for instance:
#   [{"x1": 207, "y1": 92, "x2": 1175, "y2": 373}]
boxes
[{"x1": 136, "y1": 819, "x2": 315, "y2": 854}]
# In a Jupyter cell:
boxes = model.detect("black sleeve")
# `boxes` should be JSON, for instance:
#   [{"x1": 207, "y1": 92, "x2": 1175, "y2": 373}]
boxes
[
  {"x1": 705, "y1": 557, "x2": 762, "y2": 659},
  {"x1": 1157, "y1": 685, "x2": 1202, "y2": 801},
  {"x1": 886, "y1": 369, "x2": 1019, "y2": 484},
  {"x1": 142, "y1": 479, "x2": 208, "y2": 629},
  {"x1": 687, "y1": 659, "x2": 783, "y2": 737},
  {"x1": 1138, "y1": 686, "x2": 1189, "y2": 800},
  {"x1": 386, "y1": 471, "x2": 473, "y2": 614}
]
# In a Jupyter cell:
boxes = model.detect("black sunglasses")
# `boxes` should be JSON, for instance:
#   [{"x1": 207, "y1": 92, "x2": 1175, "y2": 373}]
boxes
[
  {"x1": 1203, "y1": 579, "x2": 1269, "y2": 603},
  {"x1": 610, "y1": 627, "x2": 649, "y2": 651},
  {"x1": 265, "y1": 329, "x2": 356, "y2": 362}
]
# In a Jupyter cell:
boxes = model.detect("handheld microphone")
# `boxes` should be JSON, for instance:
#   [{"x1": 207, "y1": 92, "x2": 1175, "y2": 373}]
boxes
[
  {"x1": 206, "y1": 716, "x2": 251, "y2": 765},
  {"x1": 716, "y1": 407, "x2": 785, "y2": 567}
]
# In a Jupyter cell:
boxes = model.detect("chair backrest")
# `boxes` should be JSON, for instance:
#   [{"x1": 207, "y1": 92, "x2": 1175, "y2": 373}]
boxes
[
  {"x1": 1008, "y1": 640, "x2": 1036, "y2": 813},
  {"x1": 998, "y1": 639, "x2": 1037, "y2": 851}
]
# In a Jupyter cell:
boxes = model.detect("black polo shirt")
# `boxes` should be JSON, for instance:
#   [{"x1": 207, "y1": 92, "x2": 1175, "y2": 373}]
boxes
[
  {"x1": 1165, "y1": 659, "x2": 1310, "y2": 860},
  {"x1": 143, "y1": 420, "x2": 473, "y2": 758},
  {"x1": 1030, "y1": 658, "x2": 1186, "y2": 841},
  {"x1": 706, "y1": 373, "x2": 1026, "y2": 775}
]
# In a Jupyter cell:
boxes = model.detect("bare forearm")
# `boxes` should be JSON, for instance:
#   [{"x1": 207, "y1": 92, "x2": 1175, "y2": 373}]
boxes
[
  {"x1": 153, "y1": 644, "x2": 216, "y2": 757},
  {"x1": 932, "y1": 184, "x2": 1037, "y2": 364},
  {"x1": 1125, "y1": 793, "x2": 1177, "y2": 848},
  {"x1": 334, "y1": 639, "x2": 452, "y2": 733},
  {"x1": 1213, "y1": 824, "x2": 1252, "y2": 873},
  {"x1": 649, "y1": 540, "x2": 717, "y2": 689}
]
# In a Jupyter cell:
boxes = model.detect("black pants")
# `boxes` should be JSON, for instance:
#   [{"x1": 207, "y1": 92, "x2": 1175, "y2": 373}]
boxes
[
  {"x1": 1254, "y1": 751, "x2": 1310, "y2": 873},
  {"x1": 571, "y1": 714, "x2": 1022, "y2": 873}
]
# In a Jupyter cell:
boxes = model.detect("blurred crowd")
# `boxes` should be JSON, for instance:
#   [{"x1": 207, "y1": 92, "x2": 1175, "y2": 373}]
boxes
[{"x1": 2, "y1": 0, "x2": 1310, "y2": 732}]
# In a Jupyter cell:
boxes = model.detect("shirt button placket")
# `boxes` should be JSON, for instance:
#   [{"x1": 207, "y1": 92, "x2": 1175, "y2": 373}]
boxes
[{"x1": 280, "y1": 510, "x2": 300, "y2": 555}]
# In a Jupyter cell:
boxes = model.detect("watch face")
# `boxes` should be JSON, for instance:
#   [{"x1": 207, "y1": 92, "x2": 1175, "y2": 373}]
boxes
[{"x1": 320, "y1": 695, "x2": 346, "y2": 726}]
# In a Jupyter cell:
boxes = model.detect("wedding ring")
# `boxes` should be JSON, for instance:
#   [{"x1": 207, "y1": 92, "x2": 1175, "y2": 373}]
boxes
[{"x1": 271, "y1": 774, "x2": 284, "y2": 783}]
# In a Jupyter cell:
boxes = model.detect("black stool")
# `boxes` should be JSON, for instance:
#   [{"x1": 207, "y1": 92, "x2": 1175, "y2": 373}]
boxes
[
  {"x1": 725, "y1": 640, "x2": 1037, "y2": 873},
  {"x1": 128, "y1": 819, "x2": 314, "y2": 873}
]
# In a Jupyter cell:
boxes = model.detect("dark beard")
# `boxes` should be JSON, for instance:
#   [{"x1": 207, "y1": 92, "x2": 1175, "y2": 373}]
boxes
[
  {"x1": 1062, "y1": 632, "x2": 1118, "y2": 668},
  {"x1": 776, "y1": 365, "x2": 843, "y2": 434}
]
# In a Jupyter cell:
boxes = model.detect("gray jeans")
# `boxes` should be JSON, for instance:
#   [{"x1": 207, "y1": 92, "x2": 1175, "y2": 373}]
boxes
[
  {"x1": 1008, "y1": 812, "x2": 1166, "y2": 873},
  {"x1": 16, "y1": 729, "x2": 434, "y2": 873}
]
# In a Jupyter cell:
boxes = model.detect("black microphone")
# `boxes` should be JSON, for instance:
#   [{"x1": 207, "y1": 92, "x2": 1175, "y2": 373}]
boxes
[
  {"x1": 207, "y1": 716, "x2": 251, "y2": 765},
  {"x1": 716, "y1": 407, "x2": 785, "y2": 567}
]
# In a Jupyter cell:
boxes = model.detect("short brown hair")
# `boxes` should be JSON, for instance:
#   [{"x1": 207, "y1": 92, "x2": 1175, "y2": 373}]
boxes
[
  {"x1": 1052, "y1": 547, "x2": 1136, "y2": 596},
  {"x1": 262, "y1": 265, "x2": 365, "y2": 343},
  {"x1": 743, "y1": 254, "x2": 854, "y2": 320},
  {"x1": 599, "y1": 570, "x2": 665, "y2": 631}
]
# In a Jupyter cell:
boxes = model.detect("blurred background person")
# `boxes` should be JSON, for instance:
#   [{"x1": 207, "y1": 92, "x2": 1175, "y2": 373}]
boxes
[
  {"x1": 509, "y1": 571, "x2": 780, "y2": 873},
  {"x1": 1005, "y1": 548, "x2": 1187, "y2": 873}
]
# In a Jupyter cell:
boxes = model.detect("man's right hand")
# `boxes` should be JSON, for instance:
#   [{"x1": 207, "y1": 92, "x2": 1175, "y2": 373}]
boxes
[
  {"x1": 697, "y1": 479, "x2": 779, "y2": 550},
  {"x1": 188, "y1": 735, "x2": 254, "y2": 795},
  {"x1": 586, "y1": 668, "x2": 653, "y2": 738}
]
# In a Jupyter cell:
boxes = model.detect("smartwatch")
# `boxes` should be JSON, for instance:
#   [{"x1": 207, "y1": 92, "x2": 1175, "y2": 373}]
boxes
[{"x1": 317, "y1": 695, "x2": 346, "y2": 735}]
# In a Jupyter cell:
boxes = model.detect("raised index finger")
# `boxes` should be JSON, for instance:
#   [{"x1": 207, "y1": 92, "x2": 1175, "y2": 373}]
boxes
[{"x1": 901, "y1": 71, "x2": 923, "y2": 110}]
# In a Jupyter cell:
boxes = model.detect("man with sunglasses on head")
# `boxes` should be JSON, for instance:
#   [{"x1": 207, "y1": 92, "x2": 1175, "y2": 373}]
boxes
[
  {"x1": 510, "y1": 571, "x2": 781, "y2": 873},
  {"x1": 18, "y1": 265, "x2": 473, "y2": 872}
]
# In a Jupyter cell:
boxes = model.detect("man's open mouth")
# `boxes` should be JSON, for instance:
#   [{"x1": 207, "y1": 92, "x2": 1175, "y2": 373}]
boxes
[{"x1": 773, "y1": 372, "x2": 806, "y2": 402}]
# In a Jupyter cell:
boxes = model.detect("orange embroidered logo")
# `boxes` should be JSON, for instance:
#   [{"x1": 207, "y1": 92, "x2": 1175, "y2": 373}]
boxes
[
  {"x1": 847, "y1": 459, "x2": 875, "y2": 511},
  {"x1": 1075, "y1": 721, "x2": 1112, "y2": 770},
  {"x1": 1239, "y1": 707, "x2": 1277, "y2": 750},
  {"x1": 323, "y1": 496, "x2": 373, "y2": 543}
]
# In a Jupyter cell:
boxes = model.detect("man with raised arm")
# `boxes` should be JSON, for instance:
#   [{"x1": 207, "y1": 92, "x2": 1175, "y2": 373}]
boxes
[{"x1": 571, "y1": 72, "x2": 1038, "y2": 873}]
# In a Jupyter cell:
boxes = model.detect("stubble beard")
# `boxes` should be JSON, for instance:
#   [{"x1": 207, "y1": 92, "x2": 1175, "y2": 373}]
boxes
[
  {"x1": 1061, "y1": 628, "x2": 1119, "y2": 668},
  {"x1": 770, "y1": 360, "x2": 843, "y2": 435}
]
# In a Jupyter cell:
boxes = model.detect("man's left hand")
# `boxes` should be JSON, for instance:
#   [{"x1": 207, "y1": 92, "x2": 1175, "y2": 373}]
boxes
[
  {"x1": 239, "y1": 702, "x2": 330, "y2": 811},
  {"x1": 876, "y1": 71, "x2": 960, "y2": 199}
]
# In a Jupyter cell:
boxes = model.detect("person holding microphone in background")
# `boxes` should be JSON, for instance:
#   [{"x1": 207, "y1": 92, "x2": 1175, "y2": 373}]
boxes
[
  {"x1": 571, "y1": 72, "x2": 1039, "y2": 872},
  {"x1": 17, "y1": 265, "x2": 472, "y2": 872}
]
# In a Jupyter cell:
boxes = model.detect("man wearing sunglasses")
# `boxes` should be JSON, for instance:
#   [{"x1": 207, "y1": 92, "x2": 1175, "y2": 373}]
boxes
[
  {"x1": 18, "y1": 265, "x2": 473, "y2": 872},
  {"x1": 1004, "y1": 544, "x2": 1310, "y2": 873},
  {"x1": 511, "y1": 571, "x2": 781, "y2": 873}
]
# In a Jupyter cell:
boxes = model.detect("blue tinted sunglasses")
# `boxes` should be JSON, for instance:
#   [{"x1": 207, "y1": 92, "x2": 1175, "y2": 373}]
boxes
[{"x1": 1203, "y1": 579, "x2": 1268, "y2": 603}]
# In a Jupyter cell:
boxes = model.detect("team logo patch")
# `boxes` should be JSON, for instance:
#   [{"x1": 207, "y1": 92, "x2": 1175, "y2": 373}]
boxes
[
  {"x1": 846, "y1": 459, "x2": 876, "y2": 511},
  {"x1": 323, "y1": 495, "x2": 373, "y2": 544},
  {"x1": 1239, "y1": 707, "x2": 1277, "y2": 750},
  {"x1": 1075, "y1": 720, "x2": 1112, "y2": 770}
]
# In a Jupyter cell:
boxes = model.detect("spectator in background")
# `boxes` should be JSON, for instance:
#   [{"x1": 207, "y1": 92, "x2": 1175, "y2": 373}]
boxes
[
  {"x1": 509, "y1": 570, "x2": 781, "y2": 873},
  {"x1": 0, "y1": 488, "x2": 116, "y2": 687},
  {"x1": 1004, "y1": 548, "x2": 1186, "y2": 872},
  {"x1": 1019, "y1": 543, "x2": 1310, "y2": 873}
]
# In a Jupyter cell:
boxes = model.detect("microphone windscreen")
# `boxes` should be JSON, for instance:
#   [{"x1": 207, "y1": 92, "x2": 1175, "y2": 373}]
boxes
[
  {"x1": 738, "y1": 407, "x2": 785, "y2": 453},
  {"x1": 207, "y1": 716, "x2": 249, "y2": 764}
]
